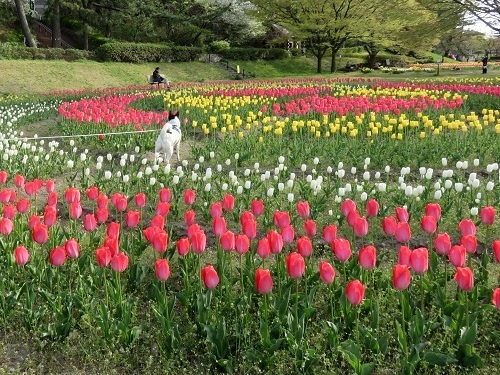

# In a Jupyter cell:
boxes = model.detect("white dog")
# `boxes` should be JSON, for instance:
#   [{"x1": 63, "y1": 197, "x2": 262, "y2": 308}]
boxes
[{"x1": 155, "y1": 111, "x2": 181, "y2": 164}]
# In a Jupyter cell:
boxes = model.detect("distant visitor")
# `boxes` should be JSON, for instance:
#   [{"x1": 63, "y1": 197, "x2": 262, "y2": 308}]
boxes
[
  {"x1": 482, "y1": 56, "x2": 488, "y2": 74},
  {"x1": 153, "y1": 67, "x2": 167, "y2": 83}
]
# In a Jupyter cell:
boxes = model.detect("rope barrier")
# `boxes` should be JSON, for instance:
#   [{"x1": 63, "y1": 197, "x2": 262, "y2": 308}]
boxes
[{"x1": 12, "y1": 129, "x2": 159, "y2": 142}]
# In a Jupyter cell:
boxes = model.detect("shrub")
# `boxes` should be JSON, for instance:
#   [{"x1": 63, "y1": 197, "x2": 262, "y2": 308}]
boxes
[
  {"x1": 94, "y1": 42, "x2": 173, "y2": 63},
  {"x1": 220, "y1": 47, "x2": 288, "y2": 61},
  {"x1": 208, "y1": 41, "x2": 230, "y2": 54}
]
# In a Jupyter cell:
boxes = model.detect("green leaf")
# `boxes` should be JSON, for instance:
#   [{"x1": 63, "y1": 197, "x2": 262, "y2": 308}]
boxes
[
  {"x1": 361, "y1": 363, "x2": 375, "y2": 375},
  {"x1": 371, "y1": 300, "x2": 379, "y2": 330},
  {"x1": 424, "y1": 351, "x2": 458, "y2": 366},
  {"x1": 396, "y1": 322, "x2": 407, "y2": 353},
  {"x1": 458, "y1": 319, "x2": 477, "y2": 346}
]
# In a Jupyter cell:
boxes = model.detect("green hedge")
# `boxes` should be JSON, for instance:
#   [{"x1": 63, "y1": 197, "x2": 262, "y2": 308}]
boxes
[
  {"x1": 94, "y1": 42, "x2": 203, "y2": 63},
  {"x1": 219, "y1": 47, "x2": 289, "y2": 61},
  {"x1": 0, "y1": 43, "x2": 93, "y2": 60}
]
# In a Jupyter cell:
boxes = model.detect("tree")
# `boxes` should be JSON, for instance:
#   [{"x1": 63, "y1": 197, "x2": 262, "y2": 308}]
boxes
[
  {"x1": 14, "y1": 0, "x2": 37, "y2": 47},
  {"x1": 445, "y1": 0, "x2": 500, "y2": 33}
]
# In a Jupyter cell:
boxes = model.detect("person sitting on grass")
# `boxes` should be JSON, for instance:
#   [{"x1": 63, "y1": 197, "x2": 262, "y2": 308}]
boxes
[{"x1": 152, "y1": 67, "x2": 166, "y2": 83}]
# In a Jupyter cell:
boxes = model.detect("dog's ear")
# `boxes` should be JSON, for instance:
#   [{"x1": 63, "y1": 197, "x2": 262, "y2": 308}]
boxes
[{"x1": 174, "y1": 111, "x2": 179, "y2": 117}]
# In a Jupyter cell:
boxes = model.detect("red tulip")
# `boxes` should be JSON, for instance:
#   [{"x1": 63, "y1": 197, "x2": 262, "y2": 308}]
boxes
[
  {"x1": 235, "y1": 234, "x2": 250, "y2": 255},
  {"x1": 0, "y1": 217, "x2": 13, "y2": 235},
  {"x1": 296, "y1": 200, "x2": 310, "y2": 219},
  {"x1": 341, "y1": 199, "x2": 356, "y2": 217},
  {"x1": 183, "y1": 189, "x2": 196, "y2": 205},
  {"x1": 395, "y1": 207, "x2": 409, "y2": 222},
  {"x1": 345, "y1": 280, "x2": 366, "y2": 305},
  {"x1": 296, "y1": 236, "x2": 313, "y2": 257},
  {"x1": 220, "y1": 230, "x2": 235, "y2": 252},
  {"x1": 83, "y1": 213, "x2": 97, "y2": 232},
  {"x1": 273, "y1": 211, "x2": 290, "y2": 228},
  {"x1": 3, "y1": 204, "x2": 16, "y2": 219},
  {"x1": 0, "y1": 171, "x2": 7, "y2": 183},
  {"x1": 50, "y1": 246, "x2": 67, "y2": 267},
  {"x1": 286, "y1": 252, "x2": 306, "y2": 279},
  {"x1": 149, "y1": 215, "x2": 166, "y2": 231},
  {"x1": 479, "y1": 206, "x2": 495, "y2": 226},
  {"x1": 460, "y1": 235, "x2": 477, "y2": 254},
  {"x1": 322, "y1": 224, "x2": 337, "y2": 244},
  {"x1": 47, "y1": 192, "x2": 58, "y2": 206},
  {"x1": 16, "y1": 199, "x2": 30, "y2": 214},
  {"x1": 28, "y1": 215, "x2": 40, "y2": 230},
  {"x1": 304, "y1": 219, "x2": 317, "y2": 237},
  {"x1": 255, "y1": 268, "x2": 273, "y2": 294},
  {"x1": 448, "y1": 245, "x2": 466, "y2": 268},
  {"x1": 395, "y1": 222, "x2": 411, "y2": 243},
  {"x1": 210, "y1": 202, "x2": 223, "y2": 218},
  {"x1": 424, "y1": 203, "x2": 441, "y2": 221},
  {"x1": 135, "y1": 192, "x2": 146, "y2": 207},
  {"x1": 24, "y1": 182, "x2": 37, "y2": 196},
  {"x1": 267, "y1": 229, "x2": 284, "y2": 254},
  {"x1": 358, "y1": 245, "x2": 376, "y2": 270},
  {"x1": 44, "y1": 205, "x2": 57, "y2": 227},
  {"x1": 96, "y1": 246, "x2": 112, "y2": 267},
  {"x1": 86, "y1": 186, "x2": 99, "y2": 201},
  {"x1": 159, "y1": 188, "x2": 171, "y2": 203},
  {"x1": 95, "y1": 207, "x2": 109, "y2": 224},
  {"x1": 353, "y1": 216, "x2": 369, "y2": 237},
  {"x1": 107, "y1": 221, "x2": 120, "y2": 238},
  {"x1": 125, "y1": 210, "x2": 141, "y2": 228},
  {"x1": 111, "y1": 252, "x2": 129, "y2": 272},
  {"x1": 493, "y1": 288, "x2": 500, "y2": 310},
  {"x1": 97, "y1": 194, "x2": 108, "y2": 208},
  {"x1": 14, "y1": 174, "x2": 24, "y2": 188},
  {"x1": 213, "y1": 217, "x2": 227, "y2": 237},
  {"x1": 410, "y1": 247, "x2": 428, "y2": 274},
  {"x1": 32, "y1": 223, "x2": 48, "y2": 244},
  {"x1": 281, "y1": 225, "x2": 295, "y2": 244},
  {"x1": 459, "y1": 219, "x2": 476, "y2": 236},
  {"x1": 346, "y1": 210, "x2": 360, "y2": 227},
  {"x1": 155, "y1": 258, "x2": 171, "y2": 281},
  {"x1": 191, "y1": 230, "x2": 207, "y2": 254},
  {"x1": 184, "y1": 209, "x2": 196, "y2": 226},
  {"x1": 156, "y1": 201, "x2": 171, "y2": 217},
  {"x1": 240, "y1": 211, "x2": 254, "y2": 225},
  {"x1": 493, "y1": 240, "x2": 500, "y2": 263},
  {"x1": 177, "y1": 237, "x2": 190, "y2": 256},
  {"x1": 257, "y1": 238, "x2": 271, "y2": 259},
  {"x1": 398, "y1": 245, "x2": 412, "y2": 266},
  {"x1": 382, "y1": 216, "x2": 397, "y2": 236},
  {"x1": 222, "y1": 194, "x2": 235, "y2": 211},
  {"x1": 242, "y1": 218, "x2": 257, "y2": 239},
  {"x1": 201, "y1": 265, "x2": 219, "y2": 289},
  {"x1": 392, "y1": 264, "x2": 411, "y2": 291},
  {"x1": 64, "y1": 187, "x2": 80, "y2": 203},
  {"x1": 186, "y1": 223, "x2": 200, "y2": 239},
  {"x1": 45, "y1": 179, "x2": 55, "y2": 193},
  {"x1": 421, "y1": 215, "x2": 437, "y2": 234},
  {"x1": 454, "y1": 267, "x2": 474, "y2": 291},
  {"x1": 143, "y1": 226, "x2": 161, "y2": 244},
  {"x1": 319, "y1": 261, "x2": 335, "y2": 284},
  {"x1": 104, "y1": 235, "x2": 119, "y2": 257},
  {"x1": 14, "y1": 245, "x2": 30, "y2": 266},
  {"x1": 434, "y1": 232, "x2": 452, "y2": 256},
  {"x1": 69, "y1": 202, "x2": 83, "y2": 220},
  {"x1": 365, "y1": 198, "x2": 380, "y2": 218},
  {"x1": 251, "y1": 199, "x2": 265, "y2": 216},
  {"x1": 152, "y1": 231, "x2": 168, "y2": 253},
  {"x1": 65, "y1": 238, "x2": 80, "y2": 259},
  {"x1": 332, "y1": 238, "x2": 352, "y2": 262},
  {"x1": 0, "y1": 189, "x2": 12, "y2": 203}
]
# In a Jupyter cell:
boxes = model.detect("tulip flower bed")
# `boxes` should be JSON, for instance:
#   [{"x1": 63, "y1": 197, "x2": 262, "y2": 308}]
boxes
[{"x1": 0, "y1": 77, "x2": 499, "y2": 374}]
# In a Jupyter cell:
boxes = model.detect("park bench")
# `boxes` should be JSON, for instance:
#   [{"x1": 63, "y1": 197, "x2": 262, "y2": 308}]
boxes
[{"x1": 147, "y1": 74, "x2": 170, "y2": 88}]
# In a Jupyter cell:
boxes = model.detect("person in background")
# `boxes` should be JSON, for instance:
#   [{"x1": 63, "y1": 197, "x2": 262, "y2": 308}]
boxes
[
  {"x1": 482, "y1": 56, "x2": 488, "y2": 74},
  {"x1": 152, "y1": 67, "x2": 166, "y2": 83}
]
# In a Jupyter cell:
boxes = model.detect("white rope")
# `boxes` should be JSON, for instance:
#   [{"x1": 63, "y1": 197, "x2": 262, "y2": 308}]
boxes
[{"x1": 14, "y1": 129, "x2": 159, "y2": 141}]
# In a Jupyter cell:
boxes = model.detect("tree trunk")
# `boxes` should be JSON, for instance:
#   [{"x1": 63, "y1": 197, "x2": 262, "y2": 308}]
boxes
[
  {"x1": 83, "y1": 21, "x2": 89, "y2": 50},
  {"x1": 52, "y1": 0, "x2": 62, "y2": 47},
  {"x1": 331, "y1": 50, "x2": 337, "y2": 73},
  {"x1": 317, "y1": 55, "x2": 322, "y2": 74},
  {"x1": 14, "y1": 0, "x2": 37, "y2": 47}
]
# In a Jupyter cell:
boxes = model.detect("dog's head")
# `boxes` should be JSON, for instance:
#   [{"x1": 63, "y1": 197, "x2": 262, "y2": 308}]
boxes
[{"x1": 168, "y1": 110, "x2": 180, "y2": 121}]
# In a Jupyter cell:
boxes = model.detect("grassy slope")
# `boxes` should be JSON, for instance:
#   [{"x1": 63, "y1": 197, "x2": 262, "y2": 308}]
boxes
[{"x1": 0, "y1": 60, "x2": 233, "y2": 95}]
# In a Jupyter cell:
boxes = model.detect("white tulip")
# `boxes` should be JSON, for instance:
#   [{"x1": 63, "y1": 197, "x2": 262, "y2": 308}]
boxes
[
  {"x1": 473, "y1": 158, "x2": 479, "y2": 166},
  {"x1": 222, "y1": 183, "x2": 228, "y2": 191},
  {"x1": 454, "y1": 183, "x2": 464, "y2": 192},
  {"x1": 172, "y1": 175, "x2": 179, "y2": 184},
  {"x1": 104, "y1": 171, "x2": 112, "y2": 179},
  {"x1": 244, "y1": 181, "x2": 251, "y2": 189},
  {"x1": 288, "y1": 193, "x2": 294, "y2": 202},
  {"x1": 205, "y1": 183, "x2": 211, "y2": 192},
  {"x1": 441, "y1": 158, "x2": 447, "y2": 166},
  {"x1": 267, "y1": 187, "x2": 274, "y2": 197},
  {"x1": 470, "y1": 207, "x2": 478, "y2": 216},
  {"x1": 360, "y1": 192, "x2": 368, "y2": 201},
  {"x1": 434, "y1": 190, "x2": 442, "y2": 199}
]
